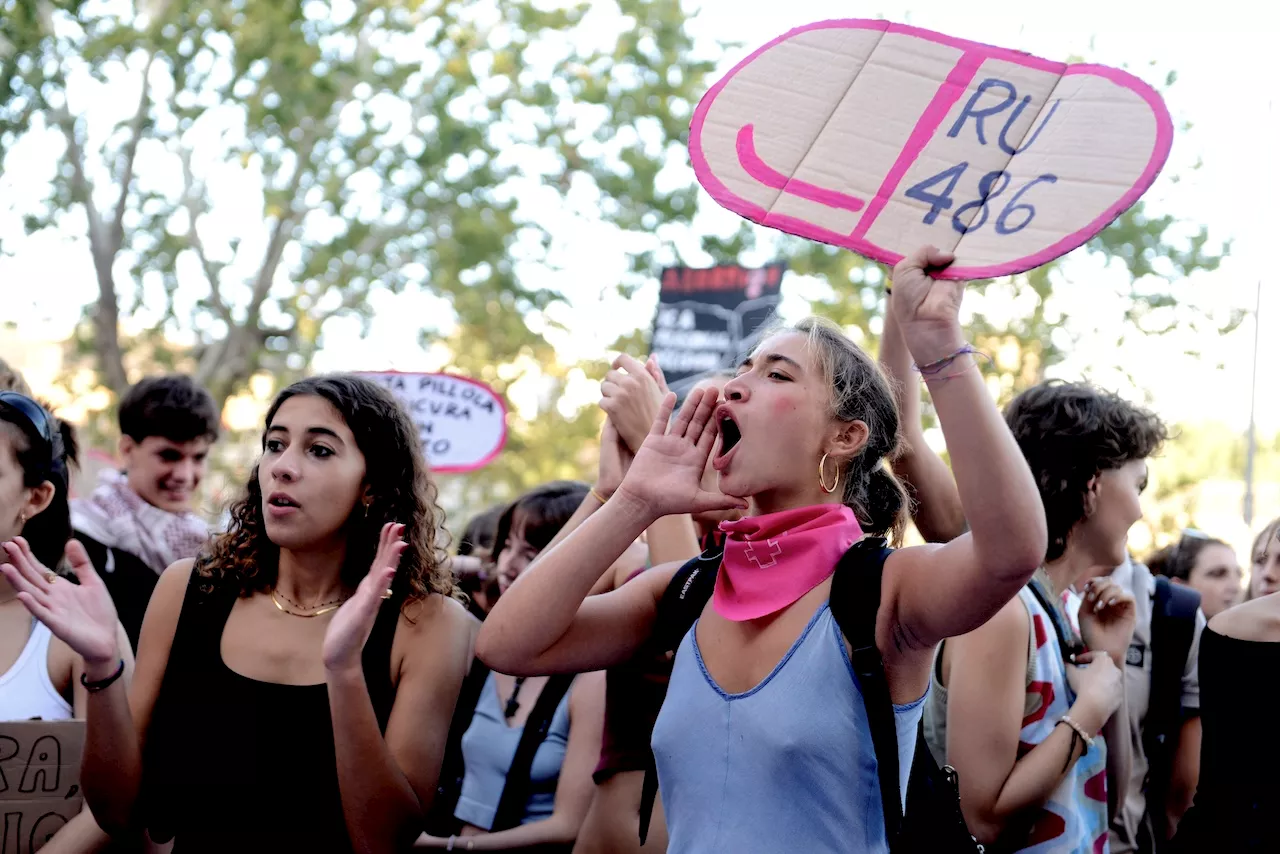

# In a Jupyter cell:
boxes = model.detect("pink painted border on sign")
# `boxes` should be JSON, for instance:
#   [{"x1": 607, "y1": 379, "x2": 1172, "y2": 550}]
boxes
[
  {"x1": 688, "y1": 19, "x2": 1174, "y2": 280},
  {"x1": 353, "y1": 370, "x2": 509, "y2": 474}
]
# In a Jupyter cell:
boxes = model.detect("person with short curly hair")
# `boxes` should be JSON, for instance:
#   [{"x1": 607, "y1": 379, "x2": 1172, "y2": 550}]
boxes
[
  {"x1": 72, "y1": 374, "x2": 222, "y2": 649},
  {"x1": 1, "y1": 374, "x2": 474, "y2": 853},
  {"x1": 926, "y1": 380, "x2": 1168, "y2": 852}
]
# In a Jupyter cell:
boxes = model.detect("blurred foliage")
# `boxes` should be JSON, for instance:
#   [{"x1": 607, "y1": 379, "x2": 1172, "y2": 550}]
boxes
[
  {"x1": 0, "y1": 2, "x2": 1242, "y2": 537},
  {"x1": 0, "y1": 0, "x2": 723, "y2": 522}
]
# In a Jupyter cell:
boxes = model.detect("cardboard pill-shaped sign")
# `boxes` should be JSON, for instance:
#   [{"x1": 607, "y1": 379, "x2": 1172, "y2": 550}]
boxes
[{"x1": 689, "y1": 20, "x2": 1173, "y2": 279}]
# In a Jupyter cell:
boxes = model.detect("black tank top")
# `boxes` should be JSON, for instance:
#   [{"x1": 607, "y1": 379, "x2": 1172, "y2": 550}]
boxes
[{"x1": 140, "y1": 564, "x2": 400, "y2": 853}]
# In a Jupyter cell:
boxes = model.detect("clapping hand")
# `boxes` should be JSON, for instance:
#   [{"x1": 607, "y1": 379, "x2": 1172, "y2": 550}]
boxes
[
  {"x1": 322, "y1": 522, "x2": 406, "y2": 675},
  {"x1": 600, "y1": 354, "x2": 667, "y2": 453}
]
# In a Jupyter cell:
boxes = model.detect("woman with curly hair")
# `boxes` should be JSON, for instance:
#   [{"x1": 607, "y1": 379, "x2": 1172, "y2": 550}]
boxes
[
  {"x1": 0, "y1": 374, "x2": 473, "y2": 853},
  {"x1": 925, "y1": 380, "x2": 1161, "y2": 852}
]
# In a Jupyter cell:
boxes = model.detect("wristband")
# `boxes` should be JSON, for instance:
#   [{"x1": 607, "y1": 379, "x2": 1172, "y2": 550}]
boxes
[
  {"x1": 81, "y1": 659, "x2": 125, "y2": 693},
  {"x1": 589, "y1": 487, "x2": 609, "y2": 505}
]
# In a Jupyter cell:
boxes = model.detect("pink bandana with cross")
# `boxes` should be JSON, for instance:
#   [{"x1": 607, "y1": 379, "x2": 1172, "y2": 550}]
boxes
[{"x1": 713, "y1": 504, "x2": 863, "y2": 621}]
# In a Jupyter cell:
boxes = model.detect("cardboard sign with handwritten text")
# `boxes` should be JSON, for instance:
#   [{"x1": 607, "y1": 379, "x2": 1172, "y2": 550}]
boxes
[
  {"x1": 690, "y1": 20, "x2": 1173, "y2": 279},
  {"x1": 0, "y1": 721, "x2": 84, "y2": 854},
  {"x1": 358, "y1": 372, "x2": 508, "y2": 473}
]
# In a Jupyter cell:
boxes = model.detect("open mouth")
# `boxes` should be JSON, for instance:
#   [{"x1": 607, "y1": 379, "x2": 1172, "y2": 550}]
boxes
[
  {"x1": 717, "y1": 413, "x2": 742, "y2": 458},
  {"x1": 267, "y1": 495, "x2": 300, "y2": 509}
]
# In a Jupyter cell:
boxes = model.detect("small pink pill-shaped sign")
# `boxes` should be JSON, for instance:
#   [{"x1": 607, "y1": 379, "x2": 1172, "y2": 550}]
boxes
[{"x1": 689, "y1": 20, "x2": 1173, "y2": 279}]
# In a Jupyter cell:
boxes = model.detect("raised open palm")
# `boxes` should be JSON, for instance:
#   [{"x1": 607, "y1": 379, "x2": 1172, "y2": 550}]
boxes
[
  {"x1": 616, "y1": 387, "x2": 748, "y2": 520},
  {"x1": 322, "y1": 522, "x2": 405, "y2": 674},
  {"x1": 1, "y1": 537, "x2": 120, "y2": 665}
]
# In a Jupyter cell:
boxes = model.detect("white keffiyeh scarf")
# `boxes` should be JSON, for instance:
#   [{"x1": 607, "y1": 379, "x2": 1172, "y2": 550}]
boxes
[{"x1": 71, "y1": 469, "x2": 210, "y2": 574}]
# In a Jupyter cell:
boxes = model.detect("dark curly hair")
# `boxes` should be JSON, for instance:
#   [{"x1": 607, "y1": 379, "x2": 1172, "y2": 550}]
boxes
[
  {"x1": 199, "y1": 374, "x2": 455, "y2": 606},
  {"x1": 1005, "y1": 380, "x2": 1167, "y2": 563}
]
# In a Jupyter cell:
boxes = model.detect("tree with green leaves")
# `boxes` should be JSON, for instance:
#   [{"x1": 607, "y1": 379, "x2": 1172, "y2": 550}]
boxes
[
  {"x1": 0, "y1": 0, "x2": 718, "y2": 397},
  {"x1": 2, "y1": 2, "x2": 1235, "y2": 532},
  {"x1": 1, "y1": 0, "x2": 726, "y2": 516}
]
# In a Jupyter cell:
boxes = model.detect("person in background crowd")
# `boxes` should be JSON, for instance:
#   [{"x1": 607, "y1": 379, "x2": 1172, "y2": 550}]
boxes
[
  {"x1": 478, "y1": 247, "x2": 1049, "y2": 854},
  {"x1": 1172, "y1": 515, "x2": 1280, "y2": 852},
  {"x1": 72, "y1": 375, "x2": 220, "y2": 650},
  {"x1": 0, "y1": 392, "x2": 137, "y2": 854},
  {"x1": 1245, "y1": 515, "x2": 1280, "y2": 600},
  {"x1": 927, "y1": 381, "x2": 1151, "y2": 852},
  {"x1": 455, "y1": 505, "x2": 506, "y2": 619},
  {"x1": 2, "y1": 374, "x2": 471, "y2": 853},
  {"x1": 1063, "y1": 548, "x2": 1203, "y2": 854},
  {"x1": 896, "y1": 301, "x2": 1201, "y2": 852},
  {"x1": 419, "y1": 481, "x2": 612, "y2": 852},
  {"x1": 1147, "y1": 530, "x2": 1241, "y2": 619},
  {"x1": 573, "y1": 355, "x2": 707, "y2": 854}
]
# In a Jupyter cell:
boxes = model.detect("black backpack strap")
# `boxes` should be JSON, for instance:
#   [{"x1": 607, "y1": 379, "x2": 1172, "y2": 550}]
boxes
[
  {"x1": 638, "y1": 546, "x2": 723, "y2": 844},
  {"x1": 828, "y1": 537, "x2": 902, "y2": 846},
  {"x1": 491, "y1": 673, "x2": 577, "y2": 832},
  {"x1": 424, "y1": 657, "x2": 492, "y2": 835},
  {"x1": 648, "y1": 548, "x2": 722, "y2": 654},
  {"x1": 1146, "y1": 576, "x2": 1201, "y2": 849}
]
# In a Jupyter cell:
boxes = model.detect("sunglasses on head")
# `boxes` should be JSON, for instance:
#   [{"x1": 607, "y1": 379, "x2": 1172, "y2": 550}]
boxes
[
  {"x1": 0, "y1": 392, "x2": 56, "y2": 447},
  {"x1": 1171, "y1": 528, "x2": 1211, "y2": 567}
]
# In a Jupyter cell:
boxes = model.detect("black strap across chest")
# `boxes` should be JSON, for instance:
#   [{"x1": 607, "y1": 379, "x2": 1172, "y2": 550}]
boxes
[
  {"x1": 639, "y1": 538, "x2": 906, "y2": 843},
  {"x1": 490, "y1": 673, "x2": 575, "y2": 832}
]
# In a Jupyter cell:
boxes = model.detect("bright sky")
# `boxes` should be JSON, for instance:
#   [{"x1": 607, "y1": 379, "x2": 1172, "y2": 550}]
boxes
[
  {"x1": 2, "y1": 0, "x2": 1277, "y2": 437},
  {"x1": 325, "y1": 0, "x2": 1280, "y2": 433}
]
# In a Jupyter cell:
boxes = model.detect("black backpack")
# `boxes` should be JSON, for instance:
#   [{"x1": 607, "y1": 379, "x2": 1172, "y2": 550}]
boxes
[
  {"x1": 1144, "y1": 577, "x2": 1201, "y2": 852},
  {"x1": 638, "y1": 538, "x2": 983, "y2": 853}
]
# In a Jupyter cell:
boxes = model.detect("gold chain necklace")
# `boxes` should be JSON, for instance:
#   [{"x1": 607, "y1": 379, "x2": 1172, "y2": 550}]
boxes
[
  {"x1": 273, "y1": 588, "x2": 348, "y2": 612},
  {"x1": 270, "y1": 589, "x2": 349, "y2": 618}
]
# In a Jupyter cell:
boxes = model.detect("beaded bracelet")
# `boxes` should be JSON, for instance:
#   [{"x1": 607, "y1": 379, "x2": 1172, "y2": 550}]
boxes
[{"x1": 1058, "y1": 715, "x2": 1095, "y2": 750}]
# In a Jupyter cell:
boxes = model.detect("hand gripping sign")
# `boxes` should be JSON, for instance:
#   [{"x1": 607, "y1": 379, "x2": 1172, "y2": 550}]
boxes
[{"x1": 689, "y1": 20, "x2": 1173, "y2": 279}]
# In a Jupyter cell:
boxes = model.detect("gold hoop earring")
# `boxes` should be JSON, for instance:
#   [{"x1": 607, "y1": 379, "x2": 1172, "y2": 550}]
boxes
[{"x1": 818, "y1": 454, "x2": 840, "y2": 494}]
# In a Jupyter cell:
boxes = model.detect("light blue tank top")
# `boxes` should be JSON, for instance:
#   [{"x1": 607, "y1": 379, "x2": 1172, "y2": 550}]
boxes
[
  {"x1": 455, "y1": 673, "x2": 571, "y2": 830},
  {"x1": 651, "y1": 603, "x2": 927, "y2": 854}
]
